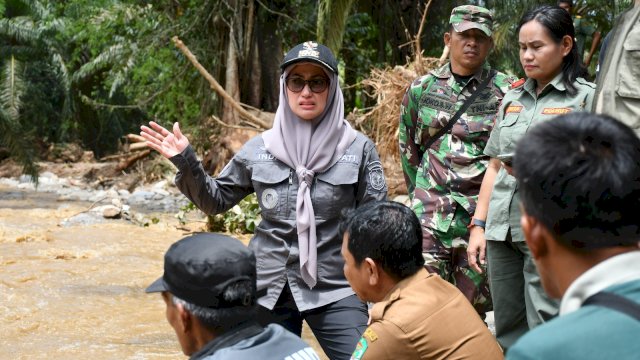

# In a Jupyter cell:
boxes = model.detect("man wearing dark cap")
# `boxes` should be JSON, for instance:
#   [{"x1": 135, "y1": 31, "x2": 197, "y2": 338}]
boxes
[
  {"x1": 146, "y1": 233, "x2": 320, "y2": 360},
  {"x1": 506, "y1": 113, "x2": 640, "y2": 359},
  {"x1": 399, "y1": 5, "x2": 514, "y2": 318},
  {"x1": 340, "y1": 201, "x2": 503, "y2": 360}
]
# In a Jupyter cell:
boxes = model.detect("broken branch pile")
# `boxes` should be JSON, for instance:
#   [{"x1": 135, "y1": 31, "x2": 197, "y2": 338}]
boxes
[{"x1": 348, "y1": 56, "x2": 439, "y2": 196}]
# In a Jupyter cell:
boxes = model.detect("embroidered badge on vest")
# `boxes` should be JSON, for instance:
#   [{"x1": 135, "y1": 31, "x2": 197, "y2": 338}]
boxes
[
  {"x1": 505, "y1": 105, "x2": 523, "y2": 114},
  {"x1": 261, "y1": 188, "x2": 278, "y2": 210},
  {"x1": 541, "y1": 108, "x2": 572, "y2": 115}
]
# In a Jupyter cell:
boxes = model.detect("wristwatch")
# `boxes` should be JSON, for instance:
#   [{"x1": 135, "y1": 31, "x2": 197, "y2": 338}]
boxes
[{"x1": 469, "y1": 218, "x2": 486, "y2": 229}]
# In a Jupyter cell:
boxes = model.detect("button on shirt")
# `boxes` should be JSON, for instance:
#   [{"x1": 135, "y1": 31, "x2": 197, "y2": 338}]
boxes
[{"x1": 483, "y1": 74, "x2": 595, "y2": 242}]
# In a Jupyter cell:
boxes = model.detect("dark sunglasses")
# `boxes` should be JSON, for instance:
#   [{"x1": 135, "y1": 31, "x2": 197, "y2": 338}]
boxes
[{"x1": 285, "y1": 76, "x2": 329, "y2": 93}]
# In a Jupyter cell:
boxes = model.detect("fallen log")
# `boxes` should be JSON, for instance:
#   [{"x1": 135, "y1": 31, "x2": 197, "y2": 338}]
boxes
[{"x1": 116, "y1": 150, "x2": 151, "y2": 171}]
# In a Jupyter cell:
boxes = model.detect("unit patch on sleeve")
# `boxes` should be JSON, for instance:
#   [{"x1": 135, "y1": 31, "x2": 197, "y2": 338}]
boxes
[
  {"x1": 350, "y1": 337, "x2": 369, "y2": 360},
  {"x1": 367, "y1": 161, "x2": 386, "y2": 191}
]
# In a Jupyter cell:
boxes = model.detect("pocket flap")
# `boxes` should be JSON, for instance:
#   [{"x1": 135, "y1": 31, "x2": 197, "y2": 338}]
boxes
[
  {"x1": 623, "y1": 27, "x2": 640, "y2": 51},
  {"x1": 317, "y1": 163, "x2": 359, "y2": 185},
  {"x1": 251, "y1": 163, "x2": 290, "y2": 184},
  {"x1": 498, "y1": 112, "x2": 520, "y2": 127}
]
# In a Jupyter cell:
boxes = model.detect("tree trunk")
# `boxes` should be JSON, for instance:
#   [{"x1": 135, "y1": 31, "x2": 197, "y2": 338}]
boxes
[
  {"x1": 222, "y1": 0, "x2": 244, "y2": 125},
  {"x1": 316, "y1": 0, "x2": 355, "y2": 55},
  {"x1": 256, "y1": 0, "x2": 283, "y2": 112}
]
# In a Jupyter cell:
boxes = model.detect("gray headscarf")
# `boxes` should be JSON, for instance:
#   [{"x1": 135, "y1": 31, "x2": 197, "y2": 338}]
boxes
[{"x1": 262, "y1": 64, "x2": 357, "y2": 289}]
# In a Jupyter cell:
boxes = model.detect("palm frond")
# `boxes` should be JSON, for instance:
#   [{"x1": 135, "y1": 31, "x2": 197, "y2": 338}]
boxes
[
  {"x1": 72, "y1": 43, "x2": 126, "y2": 83},
  {"x1": 0, "y1": 16, "x2": 40, "y2": 44},
  {"x1": 0, "y1": 55, "x2": 25, "y2": 121}
]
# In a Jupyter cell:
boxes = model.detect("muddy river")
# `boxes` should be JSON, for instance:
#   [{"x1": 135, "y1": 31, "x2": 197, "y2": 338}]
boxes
[{"x1": 0, "y1": 185, "x2": 325, "y2": 359}]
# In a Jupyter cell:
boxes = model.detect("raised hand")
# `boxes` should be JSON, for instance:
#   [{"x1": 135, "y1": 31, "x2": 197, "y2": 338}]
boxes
[{"x1": 140, "y1": 121, "x2": 190, "y2": 159}]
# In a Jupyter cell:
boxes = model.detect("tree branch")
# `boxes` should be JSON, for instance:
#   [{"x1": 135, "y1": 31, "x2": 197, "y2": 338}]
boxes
[{"x1": 171, "y1": 36, "x2": 271, "y2": 130}]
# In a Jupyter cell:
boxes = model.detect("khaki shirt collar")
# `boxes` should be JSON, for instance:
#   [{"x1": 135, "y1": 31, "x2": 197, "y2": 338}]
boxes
[{"x1": 370, "y1": 268, "x2": 433, "y2": 321}]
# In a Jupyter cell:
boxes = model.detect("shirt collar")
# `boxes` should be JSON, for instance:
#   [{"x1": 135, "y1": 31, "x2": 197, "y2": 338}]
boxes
[
  {"x1": 524, "y1": 72, "x2": 565, "y2": 98},
  {"x1": 431, "y1": 62, "x2": 491, "y2": 82},
  {"x1": 370, "y1": 268, "x2": 432, "y2": 321},
  {"x1": 560, "y1": 251, "x2": 640, "y2": 316}
]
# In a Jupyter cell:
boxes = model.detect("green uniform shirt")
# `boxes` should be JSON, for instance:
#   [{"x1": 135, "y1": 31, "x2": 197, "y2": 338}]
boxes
[
  {"x1": 483, "y1": 74, "x2": 595, "y2": 242},
  {"x1": 399, "y1": 63, "x2": 514, "y2": 233}
]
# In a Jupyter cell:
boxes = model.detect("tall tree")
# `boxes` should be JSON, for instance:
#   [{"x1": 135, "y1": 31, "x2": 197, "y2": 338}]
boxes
[{"x1": 316, "y1": 0, "x2": 354, "y2": 54}]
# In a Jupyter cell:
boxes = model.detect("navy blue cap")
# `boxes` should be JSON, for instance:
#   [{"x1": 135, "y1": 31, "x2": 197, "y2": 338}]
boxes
[
  {"x1": 145, "y1": 233, "x2": 256, "y2": 308},
  {"x1": 280, "y1": 41, "x2": 338, "y2": 74}
]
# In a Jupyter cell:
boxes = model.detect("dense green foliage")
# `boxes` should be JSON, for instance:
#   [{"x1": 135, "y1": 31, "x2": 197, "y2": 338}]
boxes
[{"x1": 0, "y1": 0, "x2": 632, "y2": 180}]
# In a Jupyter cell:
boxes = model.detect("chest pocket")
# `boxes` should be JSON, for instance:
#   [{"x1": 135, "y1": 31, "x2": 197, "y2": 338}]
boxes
[
  {"x1": 497, "y1": 111, "x2": 524, "y2": 154},
  {"x1": 618, "y1": 26, "x2": 640, "y2": 99},
  {"x1": 251, "y1": 162, "x2": 291, "y2": 220},
  {"x1": 314, "y1": 163, "x2": 360, "y2": 219}
]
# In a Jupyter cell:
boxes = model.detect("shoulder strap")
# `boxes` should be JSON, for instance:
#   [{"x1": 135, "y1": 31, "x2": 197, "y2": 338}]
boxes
[
  {"x1": 582, "y1": 291, "x2": 640, "y2": 321},
  {"x1": 424, "y1": 69, "x2": 496, "y2": 150}
]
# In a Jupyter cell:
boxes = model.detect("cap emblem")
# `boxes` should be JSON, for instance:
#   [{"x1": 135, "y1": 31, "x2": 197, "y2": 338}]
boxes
[{"x1": 298, "y1": 41, "x2": 320, "y2": 58}]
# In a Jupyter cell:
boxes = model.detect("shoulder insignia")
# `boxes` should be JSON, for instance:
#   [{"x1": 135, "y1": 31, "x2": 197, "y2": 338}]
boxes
[
  {"x1": 510, "y1": 78, "x2": 526, "y2": 89},
  {"x1": 576, "y1": 77, "x2": 596, "y2": 89},
  {"x1": 541, "y1": 107, "x2": 572, "y2": 115},
  {"x1": 363, "y1": 328, "x2": 378, "y2": 342},
  {"x1": 351, "y1": 337, "x2": 369, "y2": 360}
]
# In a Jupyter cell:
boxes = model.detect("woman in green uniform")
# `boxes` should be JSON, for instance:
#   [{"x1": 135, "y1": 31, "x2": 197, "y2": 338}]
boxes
[{"x1": 466, "y1": 4, "x2": 595, "y2": 350}]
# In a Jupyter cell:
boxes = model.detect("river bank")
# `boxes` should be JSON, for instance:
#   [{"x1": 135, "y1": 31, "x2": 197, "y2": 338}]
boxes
[{"x1": 0, "y1": 165, "x2": 326, "y2": 359}]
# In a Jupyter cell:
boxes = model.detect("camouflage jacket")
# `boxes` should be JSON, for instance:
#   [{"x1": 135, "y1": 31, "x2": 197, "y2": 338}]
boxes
[{"x1": 399, "y1": 63, "x2": 514, "y2": 233}]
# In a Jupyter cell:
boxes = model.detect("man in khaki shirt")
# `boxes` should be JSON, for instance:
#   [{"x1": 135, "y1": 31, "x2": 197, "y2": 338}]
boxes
[{"x1": 340, "y1": 201, "x2": 503, "y2": 360}]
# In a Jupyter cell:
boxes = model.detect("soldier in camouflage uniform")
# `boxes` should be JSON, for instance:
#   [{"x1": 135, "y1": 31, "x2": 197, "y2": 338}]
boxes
[{"x1": 399, "y1": 5, "x2": 514, "y2": 317}]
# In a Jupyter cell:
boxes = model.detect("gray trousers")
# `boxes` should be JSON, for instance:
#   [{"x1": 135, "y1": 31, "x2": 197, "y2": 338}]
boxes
[
  {"x1": 256, "y1": 283, "x2": 368, "y2": 360},
  {"x1": 487, "y1": 237, "x2": 559, "y2": 351}
]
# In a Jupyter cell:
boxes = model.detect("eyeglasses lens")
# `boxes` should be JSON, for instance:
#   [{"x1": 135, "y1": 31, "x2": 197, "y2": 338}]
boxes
[{"x1": 286, "y1": 77, "x2": 328, "y2": 93}]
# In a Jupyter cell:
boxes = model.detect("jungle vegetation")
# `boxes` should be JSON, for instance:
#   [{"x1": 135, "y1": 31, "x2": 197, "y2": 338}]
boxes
[{"x1": 0, "y1": 0, "x2": 632, "y2": 179}]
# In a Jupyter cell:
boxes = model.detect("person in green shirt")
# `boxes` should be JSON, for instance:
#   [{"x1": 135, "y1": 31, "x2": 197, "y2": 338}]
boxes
[{"x1": 466, "y1": 4, "x2": 595, "y2": 351}]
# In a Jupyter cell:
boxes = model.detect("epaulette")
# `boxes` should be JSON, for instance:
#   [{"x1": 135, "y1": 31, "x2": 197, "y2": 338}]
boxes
[
  {"x1": 576, "y1": 77, "x2": 596, "y2": 89},
  {"x1": 511, "y1": 78, "x2": 526, "y2": 89}
]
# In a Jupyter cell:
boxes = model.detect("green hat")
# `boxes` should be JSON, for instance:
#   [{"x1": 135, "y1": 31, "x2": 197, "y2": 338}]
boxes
[{"x1": 449, "y1": 5, "x2": 493, "y2": 37}]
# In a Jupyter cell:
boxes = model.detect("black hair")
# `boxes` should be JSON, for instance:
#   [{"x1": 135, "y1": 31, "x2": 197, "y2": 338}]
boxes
[
  {"x1": 339, "y1": 201, "x2": 425, "y2": 279},
  {"x1": 514, "y1": 112, "x2": 640, "y2": 250},
  {"x1": 172, "y1": 280, "x2": 257, "y2": 333},
  {"x1": 517, "y1": 5, "x2": 587, "y2": 95}
]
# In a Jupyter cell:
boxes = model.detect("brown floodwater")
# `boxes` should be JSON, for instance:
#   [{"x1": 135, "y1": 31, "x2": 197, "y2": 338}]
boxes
[{"x1": 0, "y1": 185, "x2": 326, "y2": 359}]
